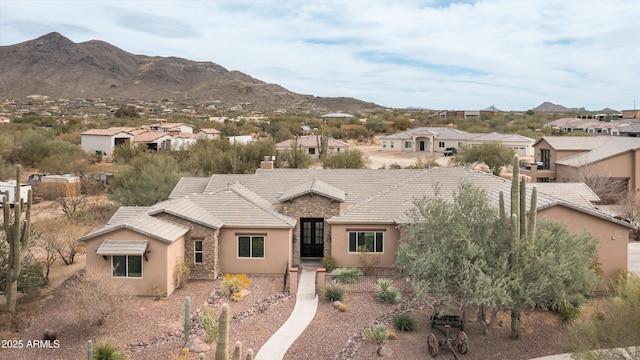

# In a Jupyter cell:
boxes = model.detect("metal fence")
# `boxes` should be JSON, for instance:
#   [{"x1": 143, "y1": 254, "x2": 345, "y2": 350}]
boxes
[{"x1": 324, "y1": 271, "x2": 414, "y2": 293}]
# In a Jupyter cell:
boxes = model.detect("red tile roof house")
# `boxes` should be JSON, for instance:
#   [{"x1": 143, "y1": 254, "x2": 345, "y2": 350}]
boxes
[
  {"x1": 78, "y1": 167, "x2": 635, "y2": 297},
  {"x1": 275, "y1": 135, "x2": 350, "y2": 160}
]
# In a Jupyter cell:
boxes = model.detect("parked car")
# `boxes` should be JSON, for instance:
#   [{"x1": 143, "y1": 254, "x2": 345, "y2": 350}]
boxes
[{"x1": 444, "y1": 147, "x2": 457, "y2": 156}]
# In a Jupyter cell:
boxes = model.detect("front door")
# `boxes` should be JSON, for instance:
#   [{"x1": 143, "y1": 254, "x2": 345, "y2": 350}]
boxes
[
  {"x1": 419, "y1": 141, "x2": 425, "y2": 151},
  {"x1": 300, "y1": 218, "x2": 324, "y2": 257}
]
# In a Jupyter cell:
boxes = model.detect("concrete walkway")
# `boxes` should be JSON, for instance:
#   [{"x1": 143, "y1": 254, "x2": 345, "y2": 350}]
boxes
[{"x1": 255, "y1": 267, "x2": 318, "y2": 360}]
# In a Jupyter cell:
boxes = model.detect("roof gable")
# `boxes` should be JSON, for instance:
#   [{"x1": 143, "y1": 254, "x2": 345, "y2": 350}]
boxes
[
  {"x1": 79, "y1": 214, "x2": 189, "y2": 243},
  {"x1": 279, "y1": 178, "x2": 346, "y2": 202}
]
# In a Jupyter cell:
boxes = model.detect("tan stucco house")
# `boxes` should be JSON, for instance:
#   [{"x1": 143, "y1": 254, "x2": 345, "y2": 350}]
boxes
[
  {"x1": 275, "y1": 135, "x2": 349, "y2": 160},
  {"x1": 521, "y1": 136, "x2": 640, "y2": 203},
  {"x1": 380, "y1": 127, "x2": 534, "y2": 157},
  {"x1": 79, "y1": 167, "x2": 635, "y2": 296}
]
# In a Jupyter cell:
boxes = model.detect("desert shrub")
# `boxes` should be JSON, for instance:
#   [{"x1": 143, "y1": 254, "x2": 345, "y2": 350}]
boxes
[
  {"x1": 331, "y1": 268, "x2": 363, "y2": 283},
  {"x1": 223, "y1": 273, "x2": 251, "y2": 302},
  {"x1": 364, "y1": 323, "x2": 388, "y2": 345},
  {"x1": 198, "y1": 306, "x2": 218, "y2": 343},
  {"x1": 387, "y1": 331, "x2": 398, "y2": 340},
  {"x1": 92, "y1": 339, "x2": 126, "y2": 360},
  {"x1": 0, "y1": 239, "x2": 46, "y2": 295},
  {"x1": 562, "y1": 273, "x2": 640, "y2": 358},
  {"x1": 169, "y1": 348, "x2": 190, "y2": 360},
  {"x1": 173, "y1": 261, "x2": 190, "y2": 289},
  {"x1": 392, "y1": 313, "x2": 415, "y2": 332},
  {"x1": 561, "y1": 306, "x2": 582, "y2": 322},
  {"x1": 322, "y1": 256, "x2": 338, "y2": 272},
  {"x1": 375, "y1": 278, "x2": 401, "y2": 304},
  {"x1": 357, "y1": 245, "x2": 380, "y2": 275},
  {"x1": 324, "y1": 285, "x2": 345, "y2": 302},
  {"x1": 73, "y1": 270, "x2": 132, "y2": 326}
]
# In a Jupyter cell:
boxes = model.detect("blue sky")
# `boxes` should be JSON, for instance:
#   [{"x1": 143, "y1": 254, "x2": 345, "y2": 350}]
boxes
[{"x1": 1, "y1": 0, "x2": 639, "y2": 111}]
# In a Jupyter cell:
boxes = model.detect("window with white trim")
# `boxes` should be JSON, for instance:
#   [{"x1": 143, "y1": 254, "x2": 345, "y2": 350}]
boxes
[
  {"x1": 404, "y1": 141, "x2": 412, "y2": 148},
  {"x1": 382, "y1": 141, "x2": 386, "y2": 148},
  {"x1": 112, "y1": 255, "x2": 142, "y2": 278},
  {"x1": 438, "y1": 141, "x2": 445, "y2": 148},
  {"x1": 238, "y1": 236, "x2": 265, "y2": 258},
  {"x1": 348, "y1": 231, "x2": 383, "y2": 253},
  {"x1": 194, "y1": 240, "x2": 203, "y2": 264},
  {"x1": 390, "y1": 141, "x2": 395, "y2": 148}
]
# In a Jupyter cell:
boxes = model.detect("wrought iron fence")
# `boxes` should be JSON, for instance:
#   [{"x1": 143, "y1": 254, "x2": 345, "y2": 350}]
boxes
[{"x1": 324, "y1": 271, "x2": 414, "y2": 293}]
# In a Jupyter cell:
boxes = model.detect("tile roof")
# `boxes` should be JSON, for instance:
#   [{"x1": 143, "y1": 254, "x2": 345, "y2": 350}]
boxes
[
  {"x1": 133, "y1": 132, "x2": 172, "y2": 142},
  {"x1": 196, "y1": 128, "x2": 221, "y2": 134},
  {"x1": 79, "y1": 214, "x2": 189, "y2": 243},
  {"x1": 169, "y1": 177, "x2": 210, "y2": 198},
  {"x1": 81, "y1": 127, "x2": 137, "y2": 136},
  {"x1": 169, "y1": 167, "x2": 635, "y2": 230},
  {"x1": 150, "y1": 197, "x2": 224, "y2": 229},
  {"x1": 527, "y1": 183, "x2": 599, "y2": 208},
  {"x1": 186, "y1": 186, "x2": 296, "y2": 227},
  {"x1": 107, "y1": 207, "x2": 153, "y2": 225},
  {"x1": 553, "y1": 137, "x2": 640, "y2": 166}
]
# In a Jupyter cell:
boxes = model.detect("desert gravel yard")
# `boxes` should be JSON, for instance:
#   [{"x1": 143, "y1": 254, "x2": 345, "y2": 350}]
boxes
[{"x1": 2, "y1": 268, "x2": 568, "y2": 360}]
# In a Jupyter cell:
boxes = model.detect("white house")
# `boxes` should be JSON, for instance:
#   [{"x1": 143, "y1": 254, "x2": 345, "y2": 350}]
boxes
[
  {"x1": 275, "y1": 135, "x2": 350, "y2": 160},
  {"x1": 80, "y1": 127, "x2": 136, "y2": 156},
  {"x1": 195, "y1": 128, "x2": 222, "y2": 140}
]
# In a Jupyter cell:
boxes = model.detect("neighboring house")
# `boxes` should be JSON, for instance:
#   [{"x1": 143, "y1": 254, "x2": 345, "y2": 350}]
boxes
[
  {"x1": 170, "y1": 133, "x2": 197, "y2": 150},
  {"x1": 80, "y1": 123, "x2": 196, "y2": 155},
  {"x1": 227, "y1": 135, "x2": 253, "y2": 145},
  {"x1": 133, "y1": 132, "x2": 173, "y2": 151},
  {"x1": 380, "y1": 127, "x2": 534, "y2": 156},
  {"x1": 320, "y1": 112, "x2": 356, "y2": 120},
  {"x1": 521, "y1": 136, "x2": 640, "y2": 202},
  {"x1": 622, "y1": 109, "x2": 640, "y2": 119},
  {"x1": 275, "y1": 135, "x2": 350, "y2": 160},
  {"x1": 195, "y1": 128, "x2": 222, "y2": 140},
  {"x1": 80, "y1": 127, "x2": 136, "y2": 156},
  {"x1": 145, "y1": 120, "x2": 194, "y2": 134},
  {"x1": 619, "y1": 122, "x2": 640, "y2": 137},
  {"x1": 79, "y1": 167, "x2": 635, "y2": 296},
  {"x1": 560, "y1": 119, "x2": 600, "y2": 132}
]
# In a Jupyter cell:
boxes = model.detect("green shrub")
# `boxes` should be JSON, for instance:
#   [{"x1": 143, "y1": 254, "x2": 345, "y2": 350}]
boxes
[
  {"x1": 331, "y1": 268, "x2": 363, "y2": 283},
  {"x1": 375, "y1": 278, "x2": 401, "y2": 304},
  {"x1": 322, "y1": 256, "x2": 338, "y2": 272},
  {"x1": 561, "y1": 306, "x2": 582, "y2": 322},
  {"x1": 364, "y1": 323, "x2": 388, "y2": 345},
  {"x1": 392, "y1": 313, "x2": 415, "y2": 332},
  {"x1": 92, "y1": 339, "x2": 126, "y2": 360},
  {"x1": 324, "y1": 285, "x2": 345, "y2": 302}
]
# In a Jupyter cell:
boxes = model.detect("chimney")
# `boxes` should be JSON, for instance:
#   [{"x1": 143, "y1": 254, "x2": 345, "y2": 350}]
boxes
[{"x1": 260, "y1": 155, "x2": 274, "y2": 170}]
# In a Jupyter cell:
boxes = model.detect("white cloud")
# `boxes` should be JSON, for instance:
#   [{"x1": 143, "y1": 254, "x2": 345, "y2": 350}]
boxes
[{"x1": 1, "y1": 0, "x2": 638, "y2": 110}]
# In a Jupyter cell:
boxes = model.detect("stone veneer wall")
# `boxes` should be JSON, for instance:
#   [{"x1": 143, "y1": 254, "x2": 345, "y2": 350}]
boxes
[
  {"x1": 154, "y1": 213, "x2": 219, "y2": 280},
  {"x1": 282, "y1": 194, "x2": 341, "y2": 266}
]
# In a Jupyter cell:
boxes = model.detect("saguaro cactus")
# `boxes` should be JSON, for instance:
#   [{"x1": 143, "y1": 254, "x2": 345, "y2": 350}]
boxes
[
  {"x1": 499, "y1": 155, "x2": 538, "y2": 339},
  {"x1": 215, "y1": 303, "x2": 230, "y2": 360},
  {"x1": 184, "y1": 296, "x2": 191, "y2": 344},
  {"x1": 2, "y1": 165, "x2": 32, "y2": 312},
  {"x1": 231, "y1": 341, "x2": 242, "y2": 360}
]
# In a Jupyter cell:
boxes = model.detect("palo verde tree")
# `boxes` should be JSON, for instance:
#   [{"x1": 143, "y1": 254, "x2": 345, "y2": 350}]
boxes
[
  {"x1": 454, "y1": 142, "x2": 515, "y2": 176},
  {"x1": 397, "y1": 156, "x2": 600, "y2": 338},
  {"x1": 2, "y1": 165, "x2": 33, "y2": 312},
  {"x1": 397, "y1": 182, "x2": 512, "y2": 335}
]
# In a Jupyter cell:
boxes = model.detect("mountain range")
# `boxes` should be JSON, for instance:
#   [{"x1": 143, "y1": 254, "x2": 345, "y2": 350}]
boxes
[
  {"x1": 0, "y1": 32, "x2": 381, "y2": 112},
  {"x1": 0, "y1": 33, "x2": 615, "y2": 113}
]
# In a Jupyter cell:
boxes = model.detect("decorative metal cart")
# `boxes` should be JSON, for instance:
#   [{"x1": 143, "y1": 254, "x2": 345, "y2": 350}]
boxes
[{"x1": 427, "y1": 310, "x2": 468, "y2": 359}]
